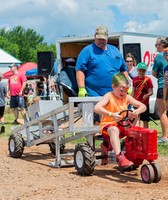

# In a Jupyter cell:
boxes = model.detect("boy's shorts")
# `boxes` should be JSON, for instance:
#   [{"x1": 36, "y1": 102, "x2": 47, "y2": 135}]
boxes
[
  {"x1": 102, "y1": 124, "x2": 125, "y2": 139},
  {"x1": 10, "y1": 96, "x2": 25, "y2": 109},
  {"x1": 140, "y1": 105, "x2": 150, "y2": 122},
  {"x1": 0, "y1": 106, "x2": 5, "y2": 117}
]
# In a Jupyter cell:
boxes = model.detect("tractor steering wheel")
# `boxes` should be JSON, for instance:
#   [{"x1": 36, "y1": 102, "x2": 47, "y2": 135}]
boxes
[{"x1": 118, "y1": 109, "x2": 135, "y2": 127}]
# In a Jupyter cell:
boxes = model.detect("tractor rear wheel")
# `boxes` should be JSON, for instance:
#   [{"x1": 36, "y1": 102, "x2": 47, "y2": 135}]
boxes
[
  {"x1": 8, "y1": 133, "x2": 24, "y2": 158},
  {"x1": 74, "y1": 144, "x2": 95, "y2": 176}
]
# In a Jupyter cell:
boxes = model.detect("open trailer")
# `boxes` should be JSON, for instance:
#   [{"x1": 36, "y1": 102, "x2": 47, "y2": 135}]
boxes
[{"x1": 56, "y1": 31, "x2": 166, "y2": 118}]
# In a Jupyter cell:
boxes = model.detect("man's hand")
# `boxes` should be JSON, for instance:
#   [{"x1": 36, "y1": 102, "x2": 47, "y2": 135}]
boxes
[
  {"x1": 19, "y1": 92, "x2": 23, "y2": 96},
  {"x1": 78, "y1": 87, "x2": 87, "y2": 97}
]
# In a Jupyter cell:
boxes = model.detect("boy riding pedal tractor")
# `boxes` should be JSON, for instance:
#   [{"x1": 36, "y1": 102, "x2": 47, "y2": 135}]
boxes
[{"x1": 94, "y1": 73, "x2": 146, "y2": 169}]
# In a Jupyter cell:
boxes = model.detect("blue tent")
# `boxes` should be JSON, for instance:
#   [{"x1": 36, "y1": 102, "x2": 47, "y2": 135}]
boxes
[
  {"x1": 26, "y1": 68, "x2": 38, "y2": 76},
  {"x1": 26, "y1": 61, "x2": 58, "y2": 77}
]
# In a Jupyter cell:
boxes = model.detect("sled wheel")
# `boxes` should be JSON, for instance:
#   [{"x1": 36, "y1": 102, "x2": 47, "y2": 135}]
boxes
[
  {"x1": 48, "y1": 142, "x2": 65, "y2": 155},
  {"x1": 74, "y1": 144, "x2": 96, "y2": 176},
  {"x1": 8, "y1": 133, "x2": 24, "y2": 158},
  {"x1": 152, "y1": 163, "x2": 162, "y2": 183},
  {"x1": 141, "y1": 164, "x2": 155, "y2": 184}
]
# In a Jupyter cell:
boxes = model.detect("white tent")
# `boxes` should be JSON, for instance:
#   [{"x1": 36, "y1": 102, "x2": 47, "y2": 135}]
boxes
[{"x1": 0, "y1": 48, "x2": 21, "y2": 73}]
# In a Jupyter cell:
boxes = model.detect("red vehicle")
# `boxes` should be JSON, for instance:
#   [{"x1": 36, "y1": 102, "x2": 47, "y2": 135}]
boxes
[{"x1": 74, "y1": 110, "x2": 161, "y2": 184}]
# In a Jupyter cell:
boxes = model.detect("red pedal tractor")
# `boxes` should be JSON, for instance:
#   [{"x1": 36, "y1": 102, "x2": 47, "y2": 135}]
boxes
[{"x1": 74, "y1": 110, "x2": 161, "y2": 184}]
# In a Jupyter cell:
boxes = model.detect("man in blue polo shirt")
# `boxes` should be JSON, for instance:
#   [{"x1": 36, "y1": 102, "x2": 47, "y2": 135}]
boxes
[{"x1": 76, "y1": 25, "x2": 128, "y2": 97}]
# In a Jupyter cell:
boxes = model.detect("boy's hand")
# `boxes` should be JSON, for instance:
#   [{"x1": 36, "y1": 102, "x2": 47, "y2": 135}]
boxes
[
  {"x1": 78, "y1": 87, "x2": 87, "y2": 97},
  {"x1": 112, "y1": 112, "x2": 122, "y2": 122},
  {"x1": 131, "y1": 110, "x2": 140, "y2": 118}
]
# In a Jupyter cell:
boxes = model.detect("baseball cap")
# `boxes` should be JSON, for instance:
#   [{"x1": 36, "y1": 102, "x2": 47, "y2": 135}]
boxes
[
  {"x1": 65, "y1": 58, "x2": 75, "y2": 62},
  {"x1": 137, "y1": 62, "x2": 147, "y2": 70},
  {"x1": 95, "y1": 25, "x2": 108, "y2": 40},
  {"x1": 9, "y1": 63, "x2": 19, "y2": 68}
]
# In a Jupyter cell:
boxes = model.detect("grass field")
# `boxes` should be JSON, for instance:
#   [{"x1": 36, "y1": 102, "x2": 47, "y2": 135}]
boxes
[{"x1": 1, "y1": 108, "x2": 168, "y2": 155}]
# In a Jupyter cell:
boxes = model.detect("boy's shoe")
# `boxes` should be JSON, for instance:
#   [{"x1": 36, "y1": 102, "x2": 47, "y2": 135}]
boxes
[
  {"x1": 0, "y1": 126, "x2": 5, "y2": 133},
  {"x1": 158, "y1": 138, "x2": 168, "y2": 144},
  {"x1": 117, "y1": 154, "x2": 133, "y2": 169}
]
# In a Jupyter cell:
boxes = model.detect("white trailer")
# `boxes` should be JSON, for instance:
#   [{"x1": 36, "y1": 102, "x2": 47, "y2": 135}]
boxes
[{"x1": 56, "y1": 31, "x2": 166, "y2": 119}]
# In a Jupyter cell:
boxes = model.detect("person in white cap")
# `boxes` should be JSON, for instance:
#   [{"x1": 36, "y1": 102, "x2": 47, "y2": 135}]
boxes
[
  {"x1": 76, "y1": 25, "x2": 128, "y2": 97},
  {"x1": 8, "y1": 63, "x2": 27, "y2": 124},
  {"x1": 65, "y1": 58, "x2": 75, "y2": 63}
]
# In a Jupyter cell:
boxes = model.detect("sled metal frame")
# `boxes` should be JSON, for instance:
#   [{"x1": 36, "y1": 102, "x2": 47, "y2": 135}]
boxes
[{"x1": 11, "y1": 97, "x2": 101, "y2": 167}]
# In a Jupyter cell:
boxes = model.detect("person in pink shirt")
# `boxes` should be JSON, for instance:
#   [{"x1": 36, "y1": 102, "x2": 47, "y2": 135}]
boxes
[{"x1": 8, "y1": 64, "x2": 27, "y2": 124}]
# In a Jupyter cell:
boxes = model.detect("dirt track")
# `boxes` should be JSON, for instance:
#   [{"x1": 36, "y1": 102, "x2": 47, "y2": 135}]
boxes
[{"x1": 0, "y1": 137, "x2": 168, "y2": 200}]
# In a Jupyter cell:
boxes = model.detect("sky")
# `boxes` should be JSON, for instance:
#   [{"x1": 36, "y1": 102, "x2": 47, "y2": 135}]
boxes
[{"x1": 0, "y1": 0, "x2": 168, "y2": 44}]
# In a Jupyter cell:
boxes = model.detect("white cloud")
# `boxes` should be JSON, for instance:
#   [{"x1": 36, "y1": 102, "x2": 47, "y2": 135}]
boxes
[{"x1": 0, "y1": 0, "x2": 168, "y2": 43}]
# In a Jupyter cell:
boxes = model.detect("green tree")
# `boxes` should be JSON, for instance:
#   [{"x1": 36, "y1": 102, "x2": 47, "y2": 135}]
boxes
[
  {"x1": 0, "y1": 36, "x2": 20, "y2": 59},
  {"x1": 0, "y1": 27, "x2": 8, "y2": 37},
  {"x1": 0, "y1": 26, "x2": 56, "y2": 63},
  {"x1": 31, "y1": 43, "x2": 56, "y2": 63}
]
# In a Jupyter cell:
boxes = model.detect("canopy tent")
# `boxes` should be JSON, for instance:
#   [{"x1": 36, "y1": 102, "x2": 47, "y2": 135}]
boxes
[
  {"x1": 3, "y1": 62, "x2": 37, "y2": 79},
  {"x1": 26, "y1": 60, "x2": 58, "y2": 77},
  {"x1": 0, "y1": 48, "x2": 21, "y2": 64},
  {"x1": 3, "y1": 61, "x2": 58, "y2": 79},
  {"x1": 26, "y1": 68, "x2": 38, "y2": 76},
  {"x1": 0, "y1": 48, "x2": 22, "y2": 74}
]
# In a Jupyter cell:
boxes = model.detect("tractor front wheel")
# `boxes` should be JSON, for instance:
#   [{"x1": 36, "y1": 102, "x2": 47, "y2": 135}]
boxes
[
  {"x1": 141, "y1": 164, "x2": 155, "y2": 184},
  {"x1": 74, "y1": 144, "x2": 95, "y2": 176},
  {"x1": 152, "y1": 163, "x2": 162, "y2": 183}
]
